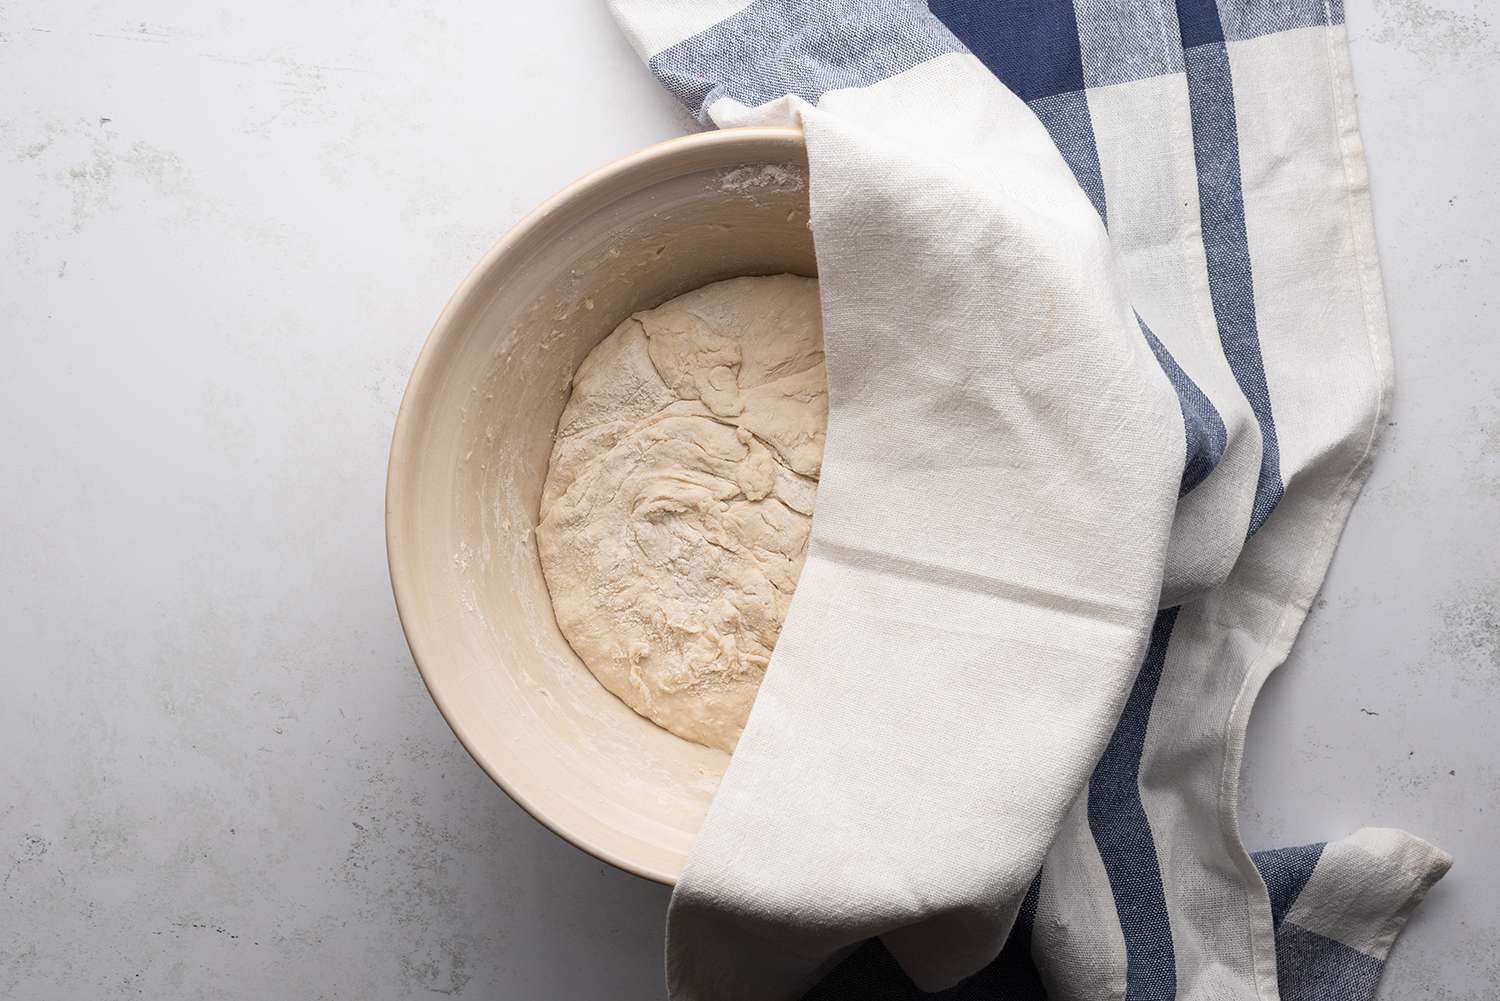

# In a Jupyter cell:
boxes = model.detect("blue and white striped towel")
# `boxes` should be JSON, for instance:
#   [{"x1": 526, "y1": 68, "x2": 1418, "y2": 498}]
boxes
[{"x1": 606, "y1": 3, "x2": 1452, "y2": 999}]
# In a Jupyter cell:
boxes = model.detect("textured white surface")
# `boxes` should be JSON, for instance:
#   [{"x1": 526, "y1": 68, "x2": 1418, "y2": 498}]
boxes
[{"x1": 0, "y1": 2, "x2": 1494, "y2": 999}]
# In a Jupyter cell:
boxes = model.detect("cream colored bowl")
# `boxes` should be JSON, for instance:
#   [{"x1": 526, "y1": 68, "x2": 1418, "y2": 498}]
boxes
[{"x1": 386, "y1": 128, "x2": 814, "y2": 884}]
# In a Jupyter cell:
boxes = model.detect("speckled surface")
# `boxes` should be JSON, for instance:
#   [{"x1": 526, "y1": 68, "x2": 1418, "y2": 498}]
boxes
[{"x1": 0, "y1": 2, "x2": 1494, "y2": 999}]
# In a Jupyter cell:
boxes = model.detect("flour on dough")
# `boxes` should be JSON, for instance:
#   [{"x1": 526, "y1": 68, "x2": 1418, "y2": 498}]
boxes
[{"x1": 536, "y1": 275, "x2": 826, "y2": 752}]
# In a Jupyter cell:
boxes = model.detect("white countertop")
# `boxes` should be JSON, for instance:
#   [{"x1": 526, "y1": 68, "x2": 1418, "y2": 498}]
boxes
[{"x1": 2, "y1": 2, "x2": 1495, "y2": 998}]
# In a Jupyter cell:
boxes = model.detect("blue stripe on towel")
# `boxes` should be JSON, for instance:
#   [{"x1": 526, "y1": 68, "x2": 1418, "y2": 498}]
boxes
[
  {"x1": 1274, "y1": 924, "x2": 1384, "y2": 1001},
  {"x1": 1175, "y1": 0, "x2": 1226, "y2": 47},
  {"x1": 1028, "y1": 90, "x2": 1109, "y2": 220},
  {"x1": 1256, "y1": 841, "x2": 1387, "y2": 1001},
  {"x1": 649, "y1": 0, "x2": 962, "y2": 121},
  {"x1": 1073, "y1": 0, "x2": 1186, "y2": 89},
  {"x1": 1217, "y1": 0, "x2": 1344, "y2": 42},
  {"x1": 1177, "y1": 8, "x2": 1284, "y2": 533},
  {"x1": 1088, "y1": 607, "x2": 1180, "y2": 1001},
  {"x1": 929, "y1": 0, "x2": 1085, "y2": 102},
  {"x1": 1252, "y1": 842, "x2": 1326, "y2": 930},
  {"x1": 1140, "y1": 317, "x2": 1229, "y2": 494}
]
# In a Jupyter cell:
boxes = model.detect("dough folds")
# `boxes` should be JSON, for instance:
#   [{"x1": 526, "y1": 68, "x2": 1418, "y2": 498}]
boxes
[{"x1": 536, "y1": 275, "x2": 826, "y2": 752}]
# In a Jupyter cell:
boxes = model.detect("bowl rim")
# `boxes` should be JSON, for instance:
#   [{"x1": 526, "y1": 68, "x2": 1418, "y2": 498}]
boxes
[{"x1": 386, "y1": 125, "x2": 808, "y2": 887}]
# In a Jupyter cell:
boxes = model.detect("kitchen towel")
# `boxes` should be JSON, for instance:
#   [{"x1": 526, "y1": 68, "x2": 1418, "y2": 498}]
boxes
[{"x1": 606, "y1": 2, "x2": 1451, "y2": 999}]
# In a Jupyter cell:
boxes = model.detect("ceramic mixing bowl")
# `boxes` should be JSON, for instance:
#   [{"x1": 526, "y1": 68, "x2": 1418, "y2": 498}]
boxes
[{"x1": 386, "y1": 127, "x2": 815, "y2": 884}]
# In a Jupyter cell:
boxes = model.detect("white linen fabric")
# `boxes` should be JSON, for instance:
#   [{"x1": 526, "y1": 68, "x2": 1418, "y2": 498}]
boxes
[{"x1": 604, "y1": 2, "x2": 1452, "y2": 999}]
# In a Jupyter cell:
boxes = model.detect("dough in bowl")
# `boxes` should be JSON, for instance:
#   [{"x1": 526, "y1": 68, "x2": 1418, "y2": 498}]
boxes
[{"x1": 535, "y1": 275, "x2": 826, "y2": 752}]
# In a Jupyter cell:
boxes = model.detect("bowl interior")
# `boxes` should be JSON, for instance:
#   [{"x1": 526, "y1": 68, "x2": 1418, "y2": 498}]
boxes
[{"x1": 387, "y1": 129, "x2": 815, "y2": 884}]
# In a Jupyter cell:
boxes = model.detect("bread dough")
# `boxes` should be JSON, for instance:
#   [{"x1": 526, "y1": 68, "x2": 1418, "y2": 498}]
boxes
[{"x1": 536, "y1": 275, "x2": 826, "y2": 752}]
